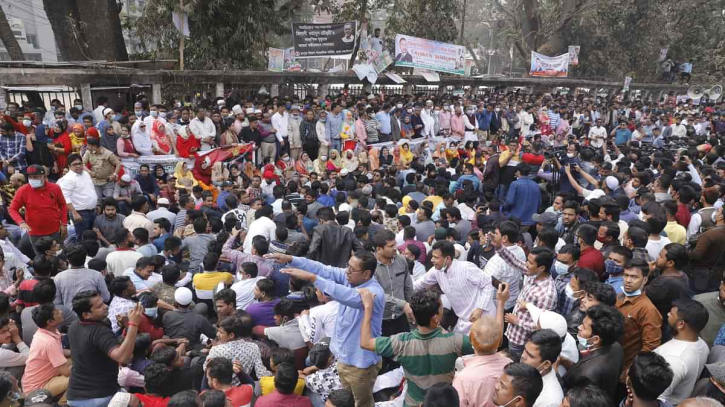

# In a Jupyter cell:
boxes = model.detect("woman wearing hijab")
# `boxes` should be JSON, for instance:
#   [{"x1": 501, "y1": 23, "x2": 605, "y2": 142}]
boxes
[
  {"x1": 69, "y1": 123, "x2": 86, "y2": 153},
  {"x1": 211, "y1": 162, "x2": 229, "y2": 187},
  {"x1": 228, "y1": 164, "x2": 246, "y2": 188},
  {"x1": 48, "y1": 119, "x2": 72, "y2": 178},
  {"x1": 153, "y1": 164, "x2": 168, "y2": 183},
  {"x1": 354, "y1": 110, "x2": 367, "y2": 147},
  {"x1": 295, "y1": 151, "x2": 314, "y2": 177},
  {"x1": 276, "y1": 152, "x2": 295, "y2": 180},
  {"x1": 401, "y1": 115, "x2": 413, "y2": 138},
  {"x1": 151, "y1": 121, "x2": 177, "y2": 155},
  {"x1": 341, "y1": 109, "x2": 356, "y2": 143},
  {"x1": 27, "y1": 120, "x2": 54, "y2": 170},
  {"x1": 341, "y1": 149, "x2": 359, "y2": 173},
  {"x1": 117, "y1": 124, "x2": 140, "y2": 158},
  {"x1": 175, "y1": 124, "x2": 201, "y2": 158},
  {"x1": 174, "y1": 161, "x2": 198, "y2": 193},
  {"x1": 398, "y1": 141, "x2": 414, "y2": 165},
  {"x1": 379, "y1": 147, "x2": 393, "y2": 167},
  {"x1": 368, "y1": 147, "x2": 380, "y2": 170},
  {"x1": 313, "y1": 154, "x2": 328, "y2": 174},
  {"x1": 131, "y1": 120, "x2": 153, "y2": 156},
  {"x1": 192, "y1": 155, "x2": 219, "y2": 201},
  {"x1": 327, "y1": 149, "x2": 342, "y2": 172}
]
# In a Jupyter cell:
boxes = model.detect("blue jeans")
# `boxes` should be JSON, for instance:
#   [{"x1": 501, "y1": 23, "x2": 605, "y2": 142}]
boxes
[
  {"x1": 68, "y1": 395, "x2": 114, "y2": 407},
  {"x1": 331, "y1": 138, "x2": 341, "y2": 153},
  {"x1": 73, "y1": 209, "x2": 96, "y2": 242}
]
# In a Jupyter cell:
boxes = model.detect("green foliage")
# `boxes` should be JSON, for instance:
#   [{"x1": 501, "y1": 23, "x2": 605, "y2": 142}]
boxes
[
  {"x1": 385, "y1": 0, "x2": 460, "y2": 47},
  {"x1": 130, "y1": 0, "x2": 303, "y2": 70}
]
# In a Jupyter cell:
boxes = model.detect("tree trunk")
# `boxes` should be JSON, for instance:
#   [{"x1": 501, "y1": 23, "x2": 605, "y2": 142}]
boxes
[
  {"x1": 42, "y1": 0, "x2": 88, "y2": 61},
  {"x1": 0, "y1": 4, "x2": 24, "y2": 60},
  {"x1": 74, "y1": 0, "x2": 128, "y2": 61}
]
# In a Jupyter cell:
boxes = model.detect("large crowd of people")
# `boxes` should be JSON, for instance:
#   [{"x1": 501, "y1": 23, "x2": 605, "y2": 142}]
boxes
[{"x1": 0, "y1": 87, "x2": 725, "y2": 407}]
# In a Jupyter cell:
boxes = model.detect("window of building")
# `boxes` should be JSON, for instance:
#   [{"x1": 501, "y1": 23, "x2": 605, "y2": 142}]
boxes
[{"x1": 26, "y1": 34, "x2": 40, "y2": 49}]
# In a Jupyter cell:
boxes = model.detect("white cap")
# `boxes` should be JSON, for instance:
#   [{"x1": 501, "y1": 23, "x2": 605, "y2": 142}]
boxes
[
  {"x1": 367, "y1": 94, "x2": 375, "y2": 100},
  {"x1": 157, "y1": 198, "x2": 170, "y2": 205},
  {"x1": 254, "y1": 109, "x2": 262, "y2": 114},
  {"x1": 175, "y1": 287, "x2": 193, "y2": 306},
  {"x1": 216, "y1": 99, "x2": 225, "y2": 106},
  {"x1": 605, "y1": 176, "x2": 620, "y2": 190},
  {"x1": 232, "y1": 105, "x2": 243, "y2": 115},
  {"x1": 120, "y1": 174, "x2": 132, "y2": 182},
  {"x1": 526, "y1": 303, "x2": 567, "y2": 338},
  {"x1": 340, "y1": 168, "x2": 349, "y2": 176},
  {"x1": 103, "y1": 108, "x2": 114, "y2": 116},
  {"x1": 245, "y1": 108, "x2": 255, "y2": 114}
]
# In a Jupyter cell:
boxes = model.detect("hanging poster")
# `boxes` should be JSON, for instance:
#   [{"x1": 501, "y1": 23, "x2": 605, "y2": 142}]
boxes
[
  {"x1": 529, "y1": 51, "x2": 570, "y2": 77},
  {"x1": 568, "y1": 46, "x2": 580, "y2": 66},
  {"x1": 292, "y1": 21, "x2": 357, "y2": 58},
  {"x1": 623, "y1": 76, "x2": 632, "y2": 91},
  {"x1": 268, "y1": 48, "x2": 285, "y2": 72},
  {"x1": 394, "y1": 34, "x2": 466, "y2": 75},
  {"x1": 284, "y1": 47, "x2": 301, "y2": 71}
]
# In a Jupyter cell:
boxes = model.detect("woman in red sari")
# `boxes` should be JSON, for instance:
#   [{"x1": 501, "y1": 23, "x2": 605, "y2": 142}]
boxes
[
  {"x1": 175, "y1": 125, "x2": 201, "y2": 158},
  {"x1": 150, "y1": 121, "x2": 176, "y2": 155},
  {"x1": 48, "y1": 120, "x2": 72, "y2": 178}
]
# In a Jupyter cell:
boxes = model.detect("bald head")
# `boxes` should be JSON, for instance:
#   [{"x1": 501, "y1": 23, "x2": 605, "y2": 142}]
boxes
[
  {"x1": 679, "y1": 398, "x2": 724, "y2": 407},
  {"x1": 470, "y1": 315, "x2": 501, "y2": 355}
]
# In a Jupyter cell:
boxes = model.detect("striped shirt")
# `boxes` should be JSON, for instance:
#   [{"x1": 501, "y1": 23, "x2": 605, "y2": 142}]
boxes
[
  {"x1": 483, "y1": 245, "x2": 527, "y2": 310},
  {"x1": 375, "y1": 328, "x2": 473, "y2": 407},
  {"x1": 420, "y1": 260, "x2": 496, "y2": 334}
]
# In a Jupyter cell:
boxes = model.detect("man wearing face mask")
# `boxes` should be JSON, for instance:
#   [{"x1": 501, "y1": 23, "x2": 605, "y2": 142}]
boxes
[
  {"x1": 553, "y1": 244, "x2": 580, "y2": 314},
  {"x1": 504, "y1": 247, "x2": 558, "y2": 359},
  {"x1": 520, "y1": 329, "x2": 564, "y2": 407},
  {"x1": 562, "y1": 304, "x2": 624, "y2": 402},
  {"x1": 0, "y1": 122, "x2": 29, "y2": 174},
  {"x1": 615, "y1": 258, "x2": 662, "y2": 388},
  {"x1": 8, "y1": 165, "x2": 68, "y2": 254},
  {"x1": 491, "y1": 363, "x2": 543, "y2": 407}
]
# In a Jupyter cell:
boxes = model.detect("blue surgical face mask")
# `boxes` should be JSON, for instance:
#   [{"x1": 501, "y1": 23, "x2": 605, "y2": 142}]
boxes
[
  {"x1": 554, "y1": 261, "x2": 570, "y2": 276},
  {"x1": 577, "y1": 335, "x2": 591, "y2": 349},
  {"x1": 144, "y1": 307, "x2": 158, "y2": 318},
  {"x1": 134, "y1": 110, "x2": 143, "y2": 116},
  {"x1": 605, "y1": 259, "x2": 624, "y2": 276},
  {"x1": 159, "y1": 112, "x2": 167, "y2": 119},
  {"x1": 624, "y1": 288, "x2": 642, "y2": 297},
  {"x1": 150, "y1": 111, "x2": 159, "y2": 117}
]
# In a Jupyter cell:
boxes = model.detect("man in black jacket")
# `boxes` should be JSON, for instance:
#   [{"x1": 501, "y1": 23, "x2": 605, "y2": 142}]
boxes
[
  {"x1": 308, "y1": 207, "x2": 363, "y2": 268},
  {"x1": 562, "y1": 304, "x2": 624, "y2": 403}
]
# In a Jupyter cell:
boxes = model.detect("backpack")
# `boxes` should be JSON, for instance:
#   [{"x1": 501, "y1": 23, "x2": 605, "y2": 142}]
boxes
[{"x1": 686, "y1": 207, "x2": 718, "y2": 249}]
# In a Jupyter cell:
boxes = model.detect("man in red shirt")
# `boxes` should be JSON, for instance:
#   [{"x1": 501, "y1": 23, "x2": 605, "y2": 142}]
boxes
[
  {"x1": 575, "y1": 224, "x2": 605, "y2": 279},
  {"x1": 205, "y1": 357, "x2": 253, "y2": 407},
  {"x1": 8, "y1": 165, "x2": 67, "y2": 254},
  {"x1": 674, "y1": 185, "x2": 694, "y2": 228},
  {"x1": 133, "y1": 363, "x2": 171, "y2": 407}
]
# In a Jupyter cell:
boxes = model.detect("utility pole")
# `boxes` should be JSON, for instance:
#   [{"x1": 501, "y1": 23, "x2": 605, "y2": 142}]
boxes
[{"x1": 486, "y1": 28, "x2": 494, "y2": 75}]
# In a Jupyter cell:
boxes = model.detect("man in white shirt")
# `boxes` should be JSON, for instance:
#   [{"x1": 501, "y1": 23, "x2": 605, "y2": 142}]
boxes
[
  {"x1": 242, "y1": 206, "x2": 277, "y2": 254},
  {"x1": 588, "y1": 119, "x2": 607, "y2": 148},
  {"x1": 417, "y1": 240, "x2": 495, "y2": 334},
  {"x1": 484, "y1": 221, "x2": 526, "y2": 310},
  {"x1": 369, "y1": 28, "x2": 384, "y2": 53},
  {"x1": 271, "y1": 105, "x2": 289, "y2": 154},
  {"x1": 521, "y1": 329, "x2": 564, "y2": 407},
  {"x1": 230, "y1": 263, "x2": 266, "y2": 310},
  {"x1": 670, "y1": 117, "x2": 687, "y2": 139},
  {"x1": 654, "y1": 299, "x2": 710, "y2": 405},
  {"x1": 147, "y1": 198, "x2": 176, "y2": 228},
  {"x1": 92, "y1": 97, "x2": 108, "y2": 124},
  {"x1": 299, "y1": 289, "x2": 338, "y2": 344},
  {"x1": 122, "y1": 196, "x2": 155, "y2": 237},
  {"x1": 189, "y1": 107, "x2": 216, "y2": 151},
  {"x1": 421, "y1": 100, "x2": 436, "y2": 137},
  {"x1": 58, "y1": 153, "x2": 99, "y2": 241}
]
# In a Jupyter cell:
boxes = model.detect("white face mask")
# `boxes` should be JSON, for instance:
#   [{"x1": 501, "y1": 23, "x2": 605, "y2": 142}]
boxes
[
  {"x1": 74, "y1": 105, "x2": 83, "y2": 110},
  {"x1": 554, "y1": 261, "x2": 570, "y2": 276},
  {"x1": 396, "y1": 104, "x2": 403, "y2": 109},
  {"x1": 22, "y1": 120, "x2": 32, "y2": 128},
  {"x1": 566, "y1": 153, "x2": 576, "y2": 158},
  {"x1": 134, "y1": 110, "x2": 143, "y2": 116},
  {"x1": 159, "y1": 112, "x2": 167, "y2": 118},
  {"x1": 29, "y1": 179, "x2": 44, "y2": 188},
  {"x1": 320, "y1": 156, "x2": 327, "y2": 161},
  {"x1": 150, "y1": 111, "x2": 158, "y2": 117}
]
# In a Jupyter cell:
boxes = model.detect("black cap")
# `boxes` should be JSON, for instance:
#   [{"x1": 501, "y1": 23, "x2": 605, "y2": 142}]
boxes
[
  {"x1": 25, "y1": 389, "x2": 54, "y2": 407},
  {"x1": 26, "y1": 164, "x2": 46, "y2": 176}
]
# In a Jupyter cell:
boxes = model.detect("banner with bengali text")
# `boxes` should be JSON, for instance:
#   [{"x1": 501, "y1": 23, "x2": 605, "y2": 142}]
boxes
[
  {"x1": 529, "y1": 51, "x2": 570, "y2": 77},
  {"x1": 292, "y1": 22, "x2": 357, "y2": 58},
  {"x1": 394, "y1": 34, "x2": 466, "y2": 75}
]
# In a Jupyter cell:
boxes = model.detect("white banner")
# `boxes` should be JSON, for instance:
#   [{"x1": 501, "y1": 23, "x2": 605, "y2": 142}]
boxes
[
  {"x1": 121, "y1": 155, "x2": 193, "y2": 177},
  {"x1": 530, "y1": 51, "x2": 570, "y2": 77},
  {"x1": 394, "y1": 34, "x2": 466, "y2": 75}
]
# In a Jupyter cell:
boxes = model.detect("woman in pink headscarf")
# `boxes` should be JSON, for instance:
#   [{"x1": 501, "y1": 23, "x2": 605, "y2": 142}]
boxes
[{"x1": 150, "y1": 121, "x2": 177, "y2": 155}]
